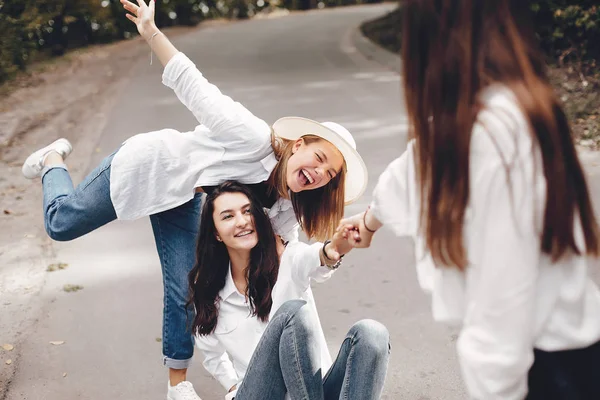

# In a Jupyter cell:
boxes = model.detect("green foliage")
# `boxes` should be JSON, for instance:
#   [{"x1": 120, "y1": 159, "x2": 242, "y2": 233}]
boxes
[
  {"x1": 0, "y1": 0, "x2": 381, "y2": 83},
  {"x1": 530, "y1": 1, "x2": 599, "y2": 65}
]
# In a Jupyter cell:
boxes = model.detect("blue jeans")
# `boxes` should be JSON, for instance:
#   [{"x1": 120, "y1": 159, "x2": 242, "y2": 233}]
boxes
[
  {"x1": 41, "y1": 152, "x2": 201, "y2": 369},
  {"x1": 235, "y1": 300, "x2": 390, "y2": 400}
]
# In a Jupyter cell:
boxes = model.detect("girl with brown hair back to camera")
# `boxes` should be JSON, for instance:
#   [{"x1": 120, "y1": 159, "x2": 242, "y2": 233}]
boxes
[{"x1": 340, "y1": 1, "x2": 600, "y2": 399}]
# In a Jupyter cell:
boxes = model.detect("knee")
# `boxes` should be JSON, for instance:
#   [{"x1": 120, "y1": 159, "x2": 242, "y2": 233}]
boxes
[
  {"x1": 45, "y1": 223, "x2": 75, "y2": 242},
  {"x1": 273, "y1": 299, "x2": 308, "y2": 319},
  {"x1": 351, "y1": 319, "x2": 390, "y2": 356},
  {"x1": 44, "y1": 212, "x2": 76, "y2": 242}
]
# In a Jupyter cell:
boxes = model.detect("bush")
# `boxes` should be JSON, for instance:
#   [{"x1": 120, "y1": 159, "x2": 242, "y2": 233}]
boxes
[{"x1": 531, "y1": 2, "x2": 598, "y2": 66}]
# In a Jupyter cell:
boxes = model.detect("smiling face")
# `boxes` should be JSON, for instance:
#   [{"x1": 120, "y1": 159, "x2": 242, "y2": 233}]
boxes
[
  {"x1": 285, "y1": 138, "x2": 345, "y2": 193},
  {"x1": 212, "y1": 192, "x2": 259, "y2": 252}
]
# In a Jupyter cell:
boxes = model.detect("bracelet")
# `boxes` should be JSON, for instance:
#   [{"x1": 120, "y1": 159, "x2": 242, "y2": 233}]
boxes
[
  {"x1": 149, "y1": 31, "x2": 161, "y2": 65},
  {"x1": 363, "y1": 206, "x2": 377, "y2": 233},
  {"x1": 322, "y1": 240, "x2": 343, "y2": 270}
]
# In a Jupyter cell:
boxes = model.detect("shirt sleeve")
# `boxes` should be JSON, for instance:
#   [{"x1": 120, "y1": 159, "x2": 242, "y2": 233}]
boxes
[
  {"x1": 269, "y1": 200, "x2": 300, "y2": 243},
  {"x1": 162, "y1": 52, "x2": 271, "y2": 148},
  {"x1": 288, "y1": 242, "x2": 335, "y2": 290},
  {"x1": 195, "y1": 334, "x2": 240, "y2": 391},
  {"x1": 369, "y1": 140, "x2": 416, "y2": 237},
  {"x1": 456, "y1": 140, "x2": 541, "y2": 399}
]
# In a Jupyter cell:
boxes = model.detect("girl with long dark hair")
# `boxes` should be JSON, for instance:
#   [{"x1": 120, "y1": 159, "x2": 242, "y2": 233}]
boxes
[
  {"x1": 341, "y1": 1, "x2": 600, "y2": 399},
  {"x1": 189, "y1": 181, "x2": 390, "y2": 400}
]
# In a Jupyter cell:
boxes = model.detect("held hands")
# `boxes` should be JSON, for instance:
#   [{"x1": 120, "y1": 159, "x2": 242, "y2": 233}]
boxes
[
  {"x1": 336, "y1": 212, "x2": 375, "y2": 249},
  {"x1": 325, "y1": 224, "x2": 355, "y2": 261},
  {"x1": 121, "y1": 0, "x2": 157, "y2": 40}
]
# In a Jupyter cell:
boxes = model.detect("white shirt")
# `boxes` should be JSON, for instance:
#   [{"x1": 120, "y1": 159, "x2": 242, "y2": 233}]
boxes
[
  {"x1": 194, "y1": 242, "x2": 334, "y2": 397},
  {"x1": 109, "y1": 52, "x2": 299, "y2": 242},
  {"x1": 370, "y1": 86, "x2": 600, "y2": 400}
]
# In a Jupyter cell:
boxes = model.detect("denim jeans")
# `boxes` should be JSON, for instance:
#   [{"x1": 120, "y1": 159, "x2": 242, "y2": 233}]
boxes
[
  {"x1": 41, "y1": 152, "x2": 202, "y2": 369},
  {"x1": 235, "y1": 300, "x2": 390, "y2": 400}
]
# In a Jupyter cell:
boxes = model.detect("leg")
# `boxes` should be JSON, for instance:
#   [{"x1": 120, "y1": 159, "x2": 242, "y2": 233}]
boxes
[
  {"x1": 235, "y1": 300, "x2": 324, "y2": 400},
  {"x1": 42, "y1": 151, "x2": 117, "y2": 241},
  {"x1": 527, "y1": 340, "x2": 600, "y2": 400},
  {"x1": 149, "y1": 193, "x2": 203, "y2": 387},
  {"x1": 323, "y1": 319, "x2": 390, "y2": 400}
]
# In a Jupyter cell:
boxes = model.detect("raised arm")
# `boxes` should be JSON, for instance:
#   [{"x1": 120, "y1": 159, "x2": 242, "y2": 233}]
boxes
[
  {"x1": 121, "y1": 0, "x2": 178, "y2": 67},
  {"x1": 121, "y1": 0, "x2": 270, "y2": 145}
]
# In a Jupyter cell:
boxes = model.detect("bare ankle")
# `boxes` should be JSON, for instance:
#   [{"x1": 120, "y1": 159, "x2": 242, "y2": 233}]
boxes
[
  {"x1": 43, "y1": 151, "x2": 64, "y2": 166},
  {"x1": 169, "y1": 368, "x2": 187, "y2": 386}
]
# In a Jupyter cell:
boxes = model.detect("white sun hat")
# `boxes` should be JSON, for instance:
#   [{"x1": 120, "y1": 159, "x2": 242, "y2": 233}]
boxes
[{"x1": 272, "y1": 117, "x2": 368, "y2": 204}]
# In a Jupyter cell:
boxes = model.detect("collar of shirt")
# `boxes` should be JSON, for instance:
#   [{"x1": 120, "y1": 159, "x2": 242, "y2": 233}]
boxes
[{"x1": 220, "y1": 264, "x2": 248, "y2": 307}]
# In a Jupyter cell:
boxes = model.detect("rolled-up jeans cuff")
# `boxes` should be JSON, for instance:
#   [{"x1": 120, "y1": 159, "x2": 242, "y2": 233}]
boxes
[
  {"x1": 41, "y1": 163, "x2": 68, "y2": 180},
  {"x1": 163, "y1": 356, "x2": 192, "y2": 370}
]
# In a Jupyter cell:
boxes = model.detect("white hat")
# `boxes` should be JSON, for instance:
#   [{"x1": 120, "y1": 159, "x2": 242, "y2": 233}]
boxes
[{"x1": 272, "y1": 117, "x2": 368, "y2": 204}]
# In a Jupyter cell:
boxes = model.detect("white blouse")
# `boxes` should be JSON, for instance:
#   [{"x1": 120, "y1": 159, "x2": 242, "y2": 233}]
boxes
[
  {"x1": 370, "y1": 86, "x2": 600, "y2": 399},
  {"x1": 195, "y1": 242, "x2": 334, "y2": 397},
  {"x1": 109, "y1": 52, "x2": 299, "y2": 242}
]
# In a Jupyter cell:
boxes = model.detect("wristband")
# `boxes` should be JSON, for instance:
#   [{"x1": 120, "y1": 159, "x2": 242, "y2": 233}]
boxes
[{"x1": 363, "y1": 206, "x2": 377, "y2": 233}]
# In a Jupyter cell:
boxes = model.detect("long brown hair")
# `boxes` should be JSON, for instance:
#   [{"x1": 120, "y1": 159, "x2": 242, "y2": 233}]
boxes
[
  {"x1": 402, "y1": 0, "x2": 599, "y2": 269},
  {"x1": 187, "y1": 181, "x2": 280, "y2": 336},
  {"x1": 270, "y1": 134, "x2": 346, "y2": 241}
]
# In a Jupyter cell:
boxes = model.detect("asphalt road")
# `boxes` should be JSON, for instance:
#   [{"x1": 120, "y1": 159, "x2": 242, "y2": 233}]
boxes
[{"x1": 5, "y1": 5, "x2": 468, "y2": 399}]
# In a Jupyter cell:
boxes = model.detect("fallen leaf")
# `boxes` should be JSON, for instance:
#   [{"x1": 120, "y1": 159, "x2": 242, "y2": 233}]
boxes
[
  {"x1": 2, "y1": 344, "x2": 14, "y2": 351},
  {"x1": 49, "y1": 341, "x2": 65, "y2": 346},
  {"x1": 63, "y1": 284, "x2": 83, "y2": 293},
  {"x1": 3, "y1": 209, "x2": 11, "y2": 215},
  {"x1": 5, "y1": 359, "x2": 12, "y2": 365},
  {"x1": 155, "y1": 338, "x2": 162, "y2": 343},
  {"x1": 62, "y1": 372, "x2": 67, "y2": 378}
]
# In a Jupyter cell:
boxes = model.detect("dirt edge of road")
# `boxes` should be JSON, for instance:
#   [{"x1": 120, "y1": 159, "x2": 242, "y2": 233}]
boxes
[{"x1": 0, "y1": 20, "x2": 236, "y2": 399}]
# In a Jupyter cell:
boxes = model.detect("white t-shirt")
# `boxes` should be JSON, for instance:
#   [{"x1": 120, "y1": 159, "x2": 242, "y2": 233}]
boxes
[
  {"x1": 370, "y1": 85, "x2": 600, "y2": 399},
  {"x1": 194, "y1": 242, "x2": 334, "y2": 398},
  {"x1": 109, "y1": 52, "x2": 299, "y2": 242}
]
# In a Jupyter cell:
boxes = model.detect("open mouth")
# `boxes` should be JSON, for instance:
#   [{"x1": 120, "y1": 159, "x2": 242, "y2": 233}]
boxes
[
  {"x1": 234, "y1": 230, "x2": 254, "y2": 238},
  {"x1": 298, "y1": 169, "x2": 315, "y2": 186}
]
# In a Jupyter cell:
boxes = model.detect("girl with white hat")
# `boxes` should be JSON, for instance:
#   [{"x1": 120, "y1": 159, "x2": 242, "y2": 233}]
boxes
[{"x1": 20, "y1": 1, "x2": 367, "y2": 399}]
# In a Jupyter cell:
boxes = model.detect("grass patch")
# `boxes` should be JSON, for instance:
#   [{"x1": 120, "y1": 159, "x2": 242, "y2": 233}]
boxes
[
  {"x1": 47, "y1": 262, "x2": 69, "y2": 272},
  {"x1": 63, "y1": 284, "x2": 83, "y2": 293}
]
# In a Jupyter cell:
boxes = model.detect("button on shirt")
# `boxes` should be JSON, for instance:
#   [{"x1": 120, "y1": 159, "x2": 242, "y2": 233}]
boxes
[
  {"x1": 195, "y1": 242, "x2": 334, "y2": 396},
  {"x1": 370, "y1": 85, "x2": 600, "y2": 400},
  {"x1": 109, "y1": 52, "x2": 299, "y2": 242}
]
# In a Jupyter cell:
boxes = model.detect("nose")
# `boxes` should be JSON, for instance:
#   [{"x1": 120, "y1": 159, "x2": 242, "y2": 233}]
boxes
[
  {"x1": 235, "y1": 213, "x2": 249, "y2": 227},
  {"x1": 314, "y1": 166, "x2": 324, "y2": 179}
]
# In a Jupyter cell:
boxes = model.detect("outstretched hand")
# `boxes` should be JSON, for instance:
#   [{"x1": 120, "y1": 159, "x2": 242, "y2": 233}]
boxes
[
  {"x1": 336, "y1": 212, "x2": 375, "y2": 249},
  {"x1": 327, "y1": 224, "x2": 355, "y2": 260},
  {"x1": 121, "y1": 0, "x2": 157, "y2": 40}
]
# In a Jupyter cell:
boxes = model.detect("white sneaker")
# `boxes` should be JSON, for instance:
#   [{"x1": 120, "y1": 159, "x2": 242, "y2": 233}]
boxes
[
  {"x1": 167, "y1": 381, "x2": 202, "y2": 400},
  {"x1": 22, "y1": 138, "x2": 72, "y2": 179}
]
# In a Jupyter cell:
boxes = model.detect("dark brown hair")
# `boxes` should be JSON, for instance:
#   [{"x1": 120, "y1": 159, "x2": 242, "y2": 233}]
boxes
[
  {"x1": 402, "y1": 0, "x2": 599, "y2": 269},
  {"x1": 188, "y1": 181, "x2": 280, "y2": 336},
  {"x1": 270, "y1": 134, "x2": 346, "y2": 241}
]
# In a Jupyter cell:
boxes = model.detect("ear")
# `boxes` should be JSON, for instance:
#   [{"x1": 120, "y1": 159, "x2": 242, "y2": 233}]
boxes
[{"x1": 292, "y1": 138, "x2": 304, "y2": 154}]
